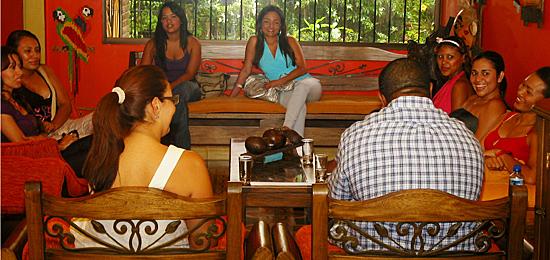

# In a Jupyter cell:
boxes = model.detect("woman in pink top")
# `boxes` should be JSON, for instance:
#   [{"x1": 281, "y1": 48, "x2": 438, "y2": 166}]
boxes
[{"x1": 432, "y1": 36, "x2": 474, "y2": 114}]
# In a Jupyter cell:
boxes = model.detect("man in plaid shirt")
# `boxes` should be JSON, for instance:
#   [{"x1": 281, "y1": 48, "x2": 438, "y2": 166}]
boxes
[{"x1": 327, "y1": 58, "x2": 484, "y2": 252}]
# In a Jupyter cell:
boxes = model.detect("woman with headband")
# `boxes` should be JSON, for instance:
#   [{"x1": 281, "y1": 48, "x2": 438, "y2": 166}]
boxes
[
  {"x1": 81, "y1": 65, "x2": 215, "y2": 249},
  {"x1": 432, "y1": 36, "x2": 474, "y2": 114}
]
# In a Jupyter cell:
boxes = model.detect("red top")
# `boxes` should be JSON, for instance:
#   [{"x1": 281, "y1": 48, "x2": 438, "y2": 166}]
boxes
[{"x1": 484, "y1": 112, "x2": 534, "y2": 162}]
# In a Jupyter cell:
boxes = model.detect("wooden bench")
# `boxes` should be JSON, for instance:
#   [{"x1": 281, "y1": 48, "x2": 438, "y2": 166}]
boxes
[{"x1": 131, "y1": 40, "x2": 407, "y2": 147}]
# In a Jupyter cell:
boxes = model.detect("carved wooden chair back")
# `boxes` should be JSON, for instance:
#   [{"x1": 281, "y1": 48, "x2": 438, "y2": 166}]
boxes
[
  {"x1": 311, "y1": 183, "x2": 528, "y2": 260},
  {"x1": 25, "y1": 181, "x2": 242, "y2": 260}
]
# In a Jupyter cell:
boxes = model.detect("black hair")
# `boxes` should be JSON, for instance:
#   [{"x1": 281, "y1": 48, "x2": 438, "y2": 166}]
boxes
[
  {"x1": 450, "y1": 108, "x2": 478, "y2": 134},
  {"x1": 252, "y1": 5, "x2": 295, "y2": 69},
  {"x1": 153, "y1": 1, "x2": 192, "y2": 71},
  {"x1": 1, "y1": 46, "x2": 36, "y2": 117},
  {"x1": 434, "y1": 36, "x2": 472, "y2": 78},
  {"x1": 535, "y1": 66, "x2": 550, "y2": 98},
  {"x1": 6, "y1": 30, "x2": 41, "y2": 53},
  {"x1": 472, "y1": 51, "x2": 507, "y2": 101},
  {"x1": 379, "y1": 58, "x2": 431, "y2": 102}
]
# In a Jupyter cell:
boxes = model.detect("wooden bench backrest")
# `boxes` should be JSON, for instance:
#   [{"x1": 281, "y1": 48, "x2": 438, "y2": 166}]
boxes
[
  {"x1": 25, "y1": 181, "x2": 243, "y2": 260},
  {"x1": 130, "y1": 40, "x2": 407, "y2": 92},
  {"x1": 311, "y1": 183, "x2": 528, "y2": 260}
]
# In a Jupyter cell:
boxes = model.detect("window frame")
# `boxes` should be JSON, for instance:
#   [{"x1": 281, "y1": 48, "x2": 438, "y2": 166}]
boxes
[{"x1": 102, "y1": 0, "x2": 441, "y2": 49}]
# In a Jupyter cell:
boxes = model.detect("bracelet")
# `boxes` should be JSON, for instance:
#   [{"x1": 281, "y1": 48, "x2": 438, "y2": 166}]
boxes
[
  {"x1": 235, "y1": 83, "x2": 243, "y2": 89},
  {"x1": 495, "y1": 150, "x2": 512, "y2": 157}
]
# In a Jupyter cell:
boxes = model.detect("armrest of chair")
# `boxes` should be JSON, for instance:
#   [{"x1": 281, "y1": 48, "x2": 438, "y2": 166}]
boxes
[
  {"x1": 1, "y1": 138, "x2": 63, "y2": 160},
  {"x1": 1, "y1": 218, "x2": 28, "y2": 259},
  {"x1": 272, "y1": 222, "x2": 302, "y2": 260},
  {"x1": 245, "y1": 220, "x2": 273, "y2": 260}
]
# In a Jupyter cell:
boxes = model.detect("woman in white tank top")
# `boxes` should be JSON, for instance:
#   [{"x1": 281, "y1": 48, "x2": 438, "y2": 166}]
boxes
[{"x1": 77, "y1": 65, "x2": 215, "y2": 250}]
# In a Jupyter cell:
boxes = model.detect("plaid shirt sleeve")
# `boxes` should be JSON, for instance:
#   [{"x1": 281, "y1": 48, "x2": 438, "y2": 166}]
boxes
[{"x1": 328, "y1": 128, "x2": 354, "y2": 201}]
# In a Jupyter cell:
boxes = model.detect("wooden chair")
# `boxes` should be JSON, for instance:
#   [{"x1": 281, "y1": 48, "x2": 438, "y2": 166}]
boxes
[
  {"x1": 311, "y1": 183, "x2": 528, "y2": 260},
  {"x1": 24, "y1": 181, "x2": 243, "y2": 259}
]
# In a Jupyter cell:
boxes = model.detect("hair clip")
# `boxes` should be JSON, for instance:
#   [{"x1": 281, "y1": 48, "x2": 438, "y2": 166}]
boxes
[{"x1": 112, "y1": 87, "x2": 125, "y2": 104}]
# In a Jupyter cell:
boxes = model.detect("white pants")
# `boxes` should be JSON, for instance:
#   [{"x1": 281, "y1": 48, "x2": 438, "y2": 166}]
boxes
[{"x1": 279, "y1": 77, "x2": 322, "y2": 137}]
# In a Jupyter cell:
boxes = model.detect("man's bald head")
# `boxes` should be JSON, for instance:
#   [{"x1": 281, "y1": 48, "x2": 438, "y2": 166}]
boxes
[{"x1": 379, "y1": 58, "x2": 431, "y2": 103}]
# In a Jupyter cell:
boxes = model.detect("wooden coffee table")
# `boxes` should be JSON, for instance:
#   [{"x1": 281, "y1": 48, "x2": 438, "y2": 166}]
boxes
[{"x1": 229, "y1": 138, "x2": 313, "y2": 222}]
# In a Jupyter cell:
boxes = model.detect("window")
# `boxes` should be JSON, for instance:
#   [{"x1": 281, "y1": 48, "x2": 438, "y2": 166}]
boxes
[{"x1": 104, "y1": 0, "x2": 438, "y2": 44}]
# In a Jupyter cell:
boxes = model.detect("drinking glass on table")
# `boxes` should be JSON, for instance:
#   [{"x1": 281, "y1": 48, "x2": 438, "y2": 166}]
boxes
[
  {"x1": 239, "y1": 155, "x2": 252, "y2": 185},
  {"x1": 301, "y1": 139, "x2": 314, "y2": 167},
  {"x1": 315, "y1": 153, "x2": 328, "y2": 183}
]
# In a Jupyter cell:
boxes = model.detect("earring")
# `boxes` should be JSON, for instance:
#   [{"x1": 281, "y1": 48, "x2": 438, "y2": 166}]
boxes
[
  {"x1": 154, "y1": 114, "x2": 160, "y2": 119},
  {"x1": 278, "y1": 31, "x2": 281, "y2": 36}
]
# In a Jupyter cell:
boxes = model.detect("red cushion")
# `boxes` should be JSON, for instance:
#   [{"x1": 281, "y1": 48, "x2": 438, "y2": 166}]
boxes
[
  {"x1": 1, "y1": 138, "x2": 63, "y2": 159},
  {"x1": 1, "y1": 156, "x2": 66, "y2": 214}
]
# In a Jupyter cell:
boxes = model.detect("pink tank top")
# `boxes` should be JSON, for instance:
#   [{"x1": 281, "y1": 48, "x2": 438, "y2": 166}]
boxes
[{"x1": 433, "y1": 71, "x2": 465, "y2": 114}]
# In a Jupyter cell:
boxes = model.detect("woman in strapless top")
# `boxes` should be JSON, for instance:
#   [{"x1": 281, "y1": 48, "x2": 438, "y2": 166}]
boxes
[{"x1": 461, "y1": 51, "x2": 508, "y2": 140}]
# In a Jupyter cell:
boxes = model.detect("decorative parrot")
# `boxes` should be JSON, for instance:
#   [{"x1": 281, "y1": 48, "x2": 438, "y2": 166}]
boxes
[{"x1": 53, "y1": 6, "x2": 93, "y2": 96}]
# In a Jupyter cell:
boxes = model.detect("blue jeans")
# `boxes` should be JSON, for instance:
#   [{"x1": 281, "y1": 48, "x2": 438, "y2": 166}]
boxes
[{"x1": 169, "y1": 81, "x2": 201, "y2": 149}]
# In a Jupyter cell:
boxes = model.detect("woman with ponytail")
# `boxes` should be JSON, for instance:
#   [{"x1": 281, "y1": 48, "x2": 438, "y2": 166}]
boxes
[
  {"x1": 81, "y1": 65, "x2": 214, "y2": 249},
  {"x1": 227, "y1": 5, "x2": 322, "y2": 137},
  {"x1": 461, "y1": 51, "x2": 509, "y2": 139}
]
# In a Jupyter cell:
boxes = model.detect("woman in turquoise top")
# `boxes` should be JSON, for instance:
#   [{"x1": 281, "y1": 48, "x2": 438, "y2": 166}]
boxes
[{"x1": 228, "y1": 5, "x2": 322, "y2": 136}]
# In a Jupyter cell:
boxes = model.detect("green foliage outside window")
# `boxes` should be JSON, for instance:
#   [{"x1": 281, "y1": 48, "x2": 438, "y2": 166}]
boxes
[{"x1": 125, "y1": 0, "x2": 435, "y2": 44}]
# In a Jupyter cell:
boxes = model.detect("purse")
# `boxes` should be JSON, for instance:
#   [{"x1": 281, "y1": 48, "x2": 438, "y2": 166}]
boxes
[
  {"x1": 243, "y1": 74, "x2": 296, "y2": 103},
  {"x1": 194, "y1": 71, "x2": 230, "y2": 99}
]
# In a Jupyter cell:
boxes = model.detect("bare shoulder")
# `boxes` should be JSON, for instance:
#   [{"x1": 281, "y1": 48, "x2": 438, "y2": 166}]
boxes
[
  {"x1": 245, "y1": 36, "x2": 258, "y2": 51},
  {"x1": 144, "y1": 38, "x2": 155, "y2": 49},
  {"x1": 187, "y1": 35, "x2": 200, "y2": 46},
  {"x1": 455, "y1": 76, "x2": 472, "y2": 89},
  {"x1": 142, "y1": 38, "x2": 156, "y2": 60},
  {"x1": 39, "y1": 64, "x2": 55, "y2": 74},
  {"x1": 526, "y1": 126, "x2": 538, "y2": 147},
  {"x1": 486, "y1": 98, "x2": 507, "y2": 111},
  {"x1": 178, "y1": 150, "x2": 208, "y2": 170},
  {"x1": 287, "y1": 36, "x2": 299, "y2": 43},
  {"x1": 287, "y1": 36, "x2": 301, "y2": 47},
  {"x1": 248, "y1": 35, "x2": 258, "y2": 45},
  {"x1": 478, "y1": 99, "x2": 507, "y2": 120}
]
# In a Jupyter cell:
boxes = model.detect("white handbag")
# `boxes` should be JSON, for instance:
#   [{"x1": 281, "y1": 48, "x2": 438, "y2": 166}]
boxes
[{"x1": 243, "y1": 74, "x2": 296, "y2": 103}]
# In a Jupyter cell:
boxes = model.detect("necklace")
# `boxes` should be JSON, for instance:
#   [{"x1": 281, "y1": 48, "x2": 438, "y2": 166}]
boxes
[{"x1": 492, "y1": 113, "x2": 517, "y2": 146}]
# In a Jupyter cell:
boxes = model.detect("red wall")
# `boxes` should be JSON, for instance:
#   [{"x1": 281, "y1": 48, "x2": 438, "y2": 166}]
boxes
[
  {"x1": 481, "y1": 1, "x2": 550, "y2": 106},
  {"x1": 1, "y1": 0, "x2": 24, "y2": 43},
  {"x1": 44, "y1": 0, "x2": 144, "y2": 114},
  {"x1": 42, "y1": 0, "x2": 550, "y2": 113}
]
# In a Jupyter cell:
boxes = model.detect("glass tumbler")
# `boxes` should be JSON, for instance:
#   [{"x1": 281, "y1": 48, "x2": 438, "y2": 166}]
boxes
[
  {"x1": 315, "y1": 154, "x2": 328, "y2": 182},
  {"x1": 301, "y1": 139, "x2": 314, "y2": 167},
  {"x1": 239, "y1": 155, "x2": 252, "y2": 185}
]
